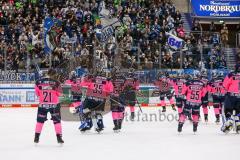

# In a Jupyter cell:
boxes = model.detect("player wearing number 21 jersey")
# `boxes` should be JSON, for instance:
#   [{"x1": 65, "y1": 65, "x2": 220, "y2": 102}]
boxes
[{"x1": 34, "y1": 70, "x2": 64, "y2": 144}]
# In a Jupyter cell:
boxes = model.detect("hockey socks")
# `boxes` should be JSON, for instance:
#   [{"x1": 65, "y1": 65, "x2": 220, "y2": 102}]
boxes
[
  {"x1": 161, "y1": 100, "x2": 166, "y2": 112},
  {"x1": 112, "y1": 112, "x2": 124, "y2": 132},
  {"x1": 177, "y1": 107, "x2": 183, "y2": 115},
  {"x1": 54, "y1": 123, "x2": 62, "y2": 135},
  {"x1": 112, "y1": 112, "x2": 119, "y2": 131},
  {"x1": 169, "y1": 98, "x2": 176, "y2": 111},
  {"x1": 178, "y1": 114, "x2": 186, "y2": 133},
  {"x1": 178, "y1": 114, "x2": 199, "y2": 133},
  {"x1": 202, "y1": 105, "x2": 208, "y2": 122},
  {"x1": 34, "y1": 122, "x2": 64, "y2": 143},
  {"x1": 35, "y1": 122, "x2": 44, "y2": 134},
  {"x1": 34, "y1": 122, "x2": 44, "y2": 143},
  {"x1": 213, "y1": 105, "x2": 220, "y2": 123}
]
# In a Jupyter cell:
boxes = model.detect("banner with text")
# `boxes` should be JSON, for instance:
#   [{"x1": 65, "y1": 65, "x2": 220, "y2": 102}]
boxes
[
  {"x1": 0, "y1": 84, "x2": 38, "y2": 105},
  {"x1": 191, "y1": 0, "x2": 240, "y2": 18}
]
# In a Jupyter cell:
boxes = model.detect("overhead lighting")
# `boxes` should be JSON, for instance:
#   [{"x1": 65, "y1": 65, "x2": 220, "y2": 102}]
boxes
[{"x1": 219, "y1": 20, "x2": 224, "y2": 23}]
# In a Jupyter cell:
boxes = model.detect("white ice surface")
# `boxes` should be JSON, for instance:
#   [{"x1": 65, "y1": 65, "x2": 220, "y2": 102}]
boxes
[{"x1": 0, "y1": 107, "x2": 239, "y2": 160}]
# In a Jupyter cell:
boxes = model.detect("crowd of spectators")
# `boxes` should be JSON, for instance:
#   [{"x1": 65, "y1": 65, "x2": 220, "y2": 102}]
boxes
[
  {"x1": 181, "y1": 19, "x2": 227, "y2": 69},
  {"x1": 0, "y1": 0, "x2": 228, "y2": 72}
]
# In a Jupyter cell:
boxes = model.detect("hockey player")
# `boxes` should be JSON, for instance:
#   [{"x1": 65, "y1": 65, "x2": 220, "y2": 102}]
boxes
[
  {"x1": 110, "y1": 67, "x2": 127, "y2": 132},
  {"x1": 65, "y1": 71, "x2": 82, "y2": 109},
  {"x1": 200, "y1": 70, "x2": 210, "y2": 122},
  {"x1": 154, "y1": 72, "x2": 176, "y2": 112},
  {"x1": 80, "y1": 72, "x2": 113, "y2": 133},
  {"x1": 171, "y1": 72, "x2": 187, "y2": 116},
  {"x1": 77, "y1": 74, "x2": 94, "y2": 132},
  {"x1": 123, "y1": 70, "x2": 140, "y2": 121},
  {"x1": 34, "y1": 69, "x2": 64, "y2": 144},
  {"x1": 178, "y1": 72, "x2": 207, "y2": 133},
  {"x1": 222, "y1": 64, "x2": 240, "y2": 133},
  {"x1": 208, "y1": 71, "x2": 226, "y2": 124}
]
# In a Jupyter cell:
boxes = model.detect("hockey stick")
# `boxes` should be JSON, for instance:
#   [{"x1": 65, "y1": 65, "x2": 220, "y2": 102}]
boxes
[
  {"x1": 232, "y1": 110, "x2": 237, "y2": 132},
  {"x1": 136, "y1": 98, "x2": 143, "y2": 113},
  {"x1": 109, "y1": 96, "x2": 126, "y2": 108},
  {"x1": 221, "y1": 103, "x2": 226, "y2": 126},
  {"x1": 112, "y1": 91, "x2": 143, "y2": 113}
]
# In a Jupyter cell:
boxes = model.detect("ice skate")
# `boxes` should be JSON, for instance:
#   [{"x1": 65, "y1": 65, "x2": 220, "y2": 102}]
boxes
[
  {"x1": 130, "y1": 112, "x2": 135, "y2": 121},
  {"x1": 215, "y1": 116, "x2": 220, "y2": 124},
  {"x1": 162, "y1": 106, "x2": 166, "y2": 113},
  {"x1": 34, "y1": 133, "x2": 40, "y2": 144},
  {"x1": 57, "y1": 134, "x2": 64, "y2": 144},
  {"x1": 171, "y1": 105, "x2": 176, "y2": 111},
  {"x1": 204, "y1": 114, "x2": 208, "y2": 123},
  {"x1": 221, "y1": 119, "x2": 234, "y2": 134},
  {"x1": 178, "y1": 122, "x2": 184, "y2": 133},
  {"x1": 113, "y1": 120, "x2": 120, "y2": 133},
  {"x1": 193, "y1": 122, "x2": 198, "y2": 133}
]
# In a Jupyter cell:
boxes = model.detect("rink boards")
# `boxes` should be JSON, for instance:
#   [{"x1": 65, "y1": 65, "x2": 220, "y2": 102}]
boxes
[{"x1": 0, "y1": 83, "x2": 208, "y2": 108}]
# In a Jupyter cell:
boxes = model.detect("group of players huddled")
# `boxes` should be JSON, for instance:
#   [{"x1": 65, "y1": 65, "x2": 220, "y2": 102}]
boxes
[{"x1": 33, "y1": 64, "x2": 240, "y2": 144}]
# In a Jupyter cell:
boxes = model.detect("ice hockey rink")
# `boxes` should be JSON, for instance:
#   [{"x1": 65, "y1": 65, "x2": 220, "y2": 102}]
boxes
[{"x1": 0, "y1": 107, "x2": 239, "y2": 160}]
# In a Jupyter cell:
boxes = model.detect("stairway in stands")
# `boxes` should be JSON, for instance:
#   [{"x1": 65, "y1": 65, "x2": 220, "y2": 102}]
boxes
[
  {"x1": 172, "y1": 0, "x2": 192, "y2": 32},
  {"x1": 224, "y1": 48, "x2": 237, "y2": 70},
  {"x1": 181, "y1": 13, "x2": 192, "y2": 32}
]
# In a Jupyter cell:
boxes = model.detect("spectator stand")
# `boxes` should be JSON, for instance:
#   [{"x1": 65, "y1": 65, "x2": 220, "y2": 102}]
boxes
[
  {"x1": 116, "y1": 30, "x2": 225, "y2": 71},
  {"x1": 0, "y1": 0, "x2": 230, "y2": 83},
  {"x1": 237, "y1": 32, "x2": 240, "y2": 48}
]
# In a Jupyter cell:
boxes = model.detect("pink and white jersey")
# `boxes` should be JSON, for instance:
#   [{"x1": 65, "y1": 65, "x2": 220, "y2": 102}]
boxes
[
  {"x1": 83, "y1": 76, "x2": 113, "y2": 99},
  {"x1": 112, "y1": 75, "x2": 126, "y2": 96},
  {"x1": 182, "y1": 80, "x2": 206, "y2": 104},
  {"x1": 223, "y1": 72, "x2": 240, "y2": 94},
  {"x1": 154, "y1": 77, "x2": 172, "y2": 93},
  {"x1": 171, "y1": 78, "x2": 186, "y2": 97},
  {"x1": 35, "y1": 77, "x2": 62, "y2": 105},
  {"x1": 80, "y1": 75, "x2": 93, "y2": 87},
  {"x1": 123, "y1": 77, "x2": 140, "y2": 91},
  {"x1": 65, "y1": 78, "x2": 82, "y2": 94},
  {"x1": 208, "y1": 77, "x2": 226, "y2": 97}
]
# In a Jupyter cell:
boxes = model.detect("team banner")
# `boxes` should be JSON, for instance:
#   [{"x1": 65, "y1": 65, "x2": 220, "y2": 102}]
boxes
[
  {"x1": 44, "y1": 17, "x2": 62, "y2": 54},
  {"x1": 95, "y1": 1, "x2": 121, "y2": 43},
  {"x1": 166, "y1": 33, "x2": 184, "y2": 50},
  {"x1": 191, "y1": 0, "x2": 240, "y2": 18}
]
